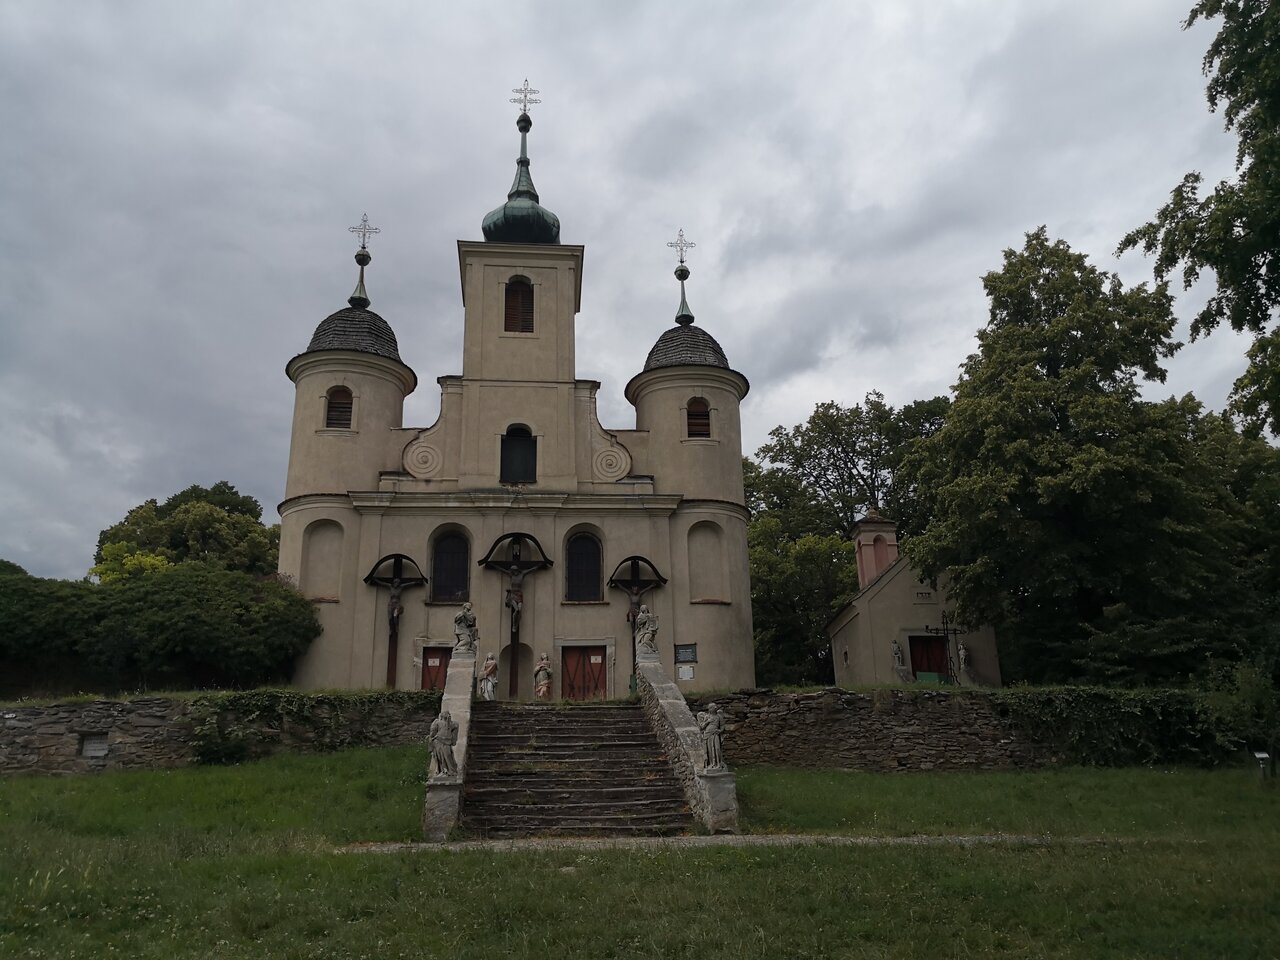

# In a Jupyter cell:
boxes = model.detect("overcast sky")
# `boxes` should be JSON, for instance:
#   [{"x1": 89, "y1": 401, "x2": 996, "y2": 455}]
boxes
[{"x1": 0, "y1": 0, "x2": 1248, "y2": 579}]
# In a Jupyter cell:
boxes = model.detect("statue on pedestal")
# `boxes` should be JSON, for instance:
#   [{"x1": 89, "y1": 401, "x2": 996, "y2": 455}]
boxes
[
  {"x1": 697, "y1": 702, "x2": 726, "y2": 771},
  {"x1": 453, "y1": 602, "x2": 479, "y2": 653},
  {"x1": 533, "y1": 652, "x2": 553, "y2": 700},
  {"x1": 634, "y1": 604, "x2": 659, "y2": 656},
  {"x1": 478, "y1": 653, "x2": 498, "y2": 701},
  {"x1": 428, "y1": 709, "x2": 459, "y2": 779},
  {"x1": 891, "y1": 639, "x2": 914, "y2": 683}
]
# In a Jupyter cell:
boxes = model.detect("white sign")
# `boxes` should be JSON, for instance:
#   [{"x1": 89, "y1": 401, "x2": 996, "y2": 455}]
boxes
[
  {"x1": 590, "y1": 655, "x2": 603, "y2": 664},
  {"x1": 677, "y1": 665, "x2": 695, "y2": 680},
  {"x1": 427, "y1": 658, "x2": 440, "y2": 667}
]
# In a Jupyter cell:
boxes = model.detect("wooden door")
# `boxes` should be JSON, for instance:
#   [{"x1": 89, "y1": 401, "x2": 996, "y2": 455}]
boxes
[
  {"x1": 561, "y1": 646, "x2": 607, "y2": 701},
  {"x1": 908, "y1": 635, "x2": 949, "y2": 683},
  {"x1": 421, "y1": 647, "x2": 451, "y2": 691}
]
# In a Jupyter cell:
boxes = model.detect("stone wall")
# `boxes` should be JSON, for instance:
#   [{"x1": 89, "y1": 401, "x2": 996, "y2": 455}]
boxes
[
  {"x1": 1, "y1": 692, "x2": 440, "y2": 777},
  {"x1": 687, "y1": 688, "x2": 1045, "y2": 771}
]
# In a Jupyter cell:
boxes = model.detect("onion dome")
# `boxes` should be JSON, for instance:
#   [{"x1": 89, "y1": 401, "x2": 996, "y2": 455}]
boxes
[
  {"x1": 482, "y1": 112, "x2": 561, "y2": 244},
  {"x1": 302, "y1": 243, "x2": 404, "y2": 363},
  {"x1": 643, "y1": 261, "x2": 731, "y2": 371}
]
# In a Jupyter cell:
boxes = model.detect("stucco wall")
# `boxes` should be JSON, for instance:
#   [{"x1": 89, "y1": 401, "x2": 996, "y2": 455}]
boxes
[{"x1": 688, "y1": 688, "x2": 1044, "y2": 771}]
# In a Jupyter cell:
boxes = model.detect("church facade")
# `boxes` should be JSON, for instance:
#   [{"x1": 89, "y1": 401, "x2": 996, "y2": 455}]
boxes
[{"x1": 277, "y1": 108, "x2": 754, "y2": 698}]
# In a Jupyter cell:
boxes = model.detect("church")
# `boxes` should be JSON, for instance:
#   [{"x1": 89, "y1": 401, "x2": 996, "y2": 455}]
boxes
[{"x1": 277, "y1": 97, "x2": 754, "y2": 698}]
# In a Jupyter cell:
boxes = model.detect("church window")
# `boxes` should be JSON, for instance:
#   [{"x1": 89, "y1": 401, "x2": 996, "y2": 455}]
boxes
[
  {"x1": 504, "y1": 276, "x2": 534, "y2": 333},
  {"x1": 565, "y1": 533, "x2": 603, "y2": 601},
  {"x1": 432, "y1": 532, "x2": 470, "y2": 602},
  {"x1": 686, "y1": 398, "x2": 711, "y2": 438},
  {"x1": 325, "y1": 386, "x2": 353, "y2": 429},
  {"x1": 501, "y1": 425, "x2": 537, "y2": 483}
]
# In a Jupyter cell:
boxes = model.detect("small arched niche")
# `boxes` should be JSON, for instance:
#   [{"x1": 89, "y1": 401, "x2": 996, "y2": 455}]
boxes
[
  {"x1": 687, "y1": 521, "x2": 726, "y2": 602},
  {"x1": 301, "y1": 519, "x2": 344, "y2": 600}
]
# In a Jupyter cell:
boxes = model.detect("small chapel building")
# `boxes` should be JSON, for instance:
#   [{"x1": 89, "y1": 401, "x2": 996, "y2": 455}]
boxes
[
  {"x1": 826, "y1": 511, "x2": 1002, "y2": 688},
  {"x1": 277, "y1": 107, "x2": 754, "y2": 698}
]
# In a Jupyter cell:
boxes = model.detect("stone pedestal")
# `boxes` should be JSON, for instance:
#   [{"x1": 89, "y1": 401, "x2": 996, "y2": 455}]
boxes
[
  {"x1": 698, "y1": 769, "x2": 739, "y2": 833},
  {"x1": 421, "y1": 777, "x2": 462, "y2": 841},
  {"x1": 421, "y1": 647, "x2": 476, "y2": 841}
]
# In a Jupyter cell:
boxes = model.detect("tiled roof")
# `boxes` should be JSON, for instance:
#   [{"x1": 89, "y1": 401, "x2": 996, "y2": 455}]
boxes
[
  {"x1": 305, "y1": 306, "x2": 402, "y2": 362},
  {"x1": 643, "y1": 324, "x2": 730, "y2": 371}
]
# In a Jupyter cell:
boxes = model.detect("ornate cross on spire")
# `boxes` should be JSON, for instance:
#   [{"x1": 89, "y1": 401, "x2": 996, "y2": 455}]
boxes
[
  {"x1": 667, "y1": 228, "x2": 696, "y2": 265},
  {"x1": 509, "y1": 78, "x2": 541, "y2": 115},
  {"x1": 348, "y1": 213, "x2": 380, "y2": 250}
]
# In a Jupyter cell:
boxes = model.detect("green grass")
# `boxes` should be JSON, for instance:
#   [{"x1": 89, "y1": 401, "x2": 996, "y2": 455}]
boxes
[{"x1": 3, "y1": 748, "x2": 1279, "y2": 959}]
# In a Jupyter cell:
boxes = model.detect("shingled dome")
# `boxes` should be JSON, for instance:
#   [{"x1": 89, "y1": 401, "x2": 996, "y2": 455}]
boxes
[
  {"x1": 643, "y1": 323, "x2": 730, "y2": 371},
  {"x1": 304, "y1": 305, "x2": 403, "y2": 363}
]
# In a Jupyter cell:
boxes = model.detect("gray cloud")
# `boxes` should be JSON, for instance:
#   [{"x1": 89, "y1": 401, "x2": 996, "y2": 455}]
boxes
[{"x1": 0, "y1": 0, "x2": 1248, "y2": 578}]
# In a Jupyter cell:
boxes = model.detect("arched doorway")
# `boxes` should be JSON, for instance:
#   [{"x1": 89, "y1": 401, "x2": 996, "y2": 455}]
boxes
[{"x1": 498, "y1": 642, "x2": 533, "y2": 700}]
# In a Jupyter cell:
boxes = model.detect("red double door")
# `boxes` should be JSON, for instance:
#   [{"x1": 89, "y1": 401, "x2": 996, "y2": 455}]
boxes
[
  {"x1": 420, "y1": 647, "x2": 452, "y2": 691},
  {"x1": 561, "y1": 646, "x2": 607, "y2": 701}
]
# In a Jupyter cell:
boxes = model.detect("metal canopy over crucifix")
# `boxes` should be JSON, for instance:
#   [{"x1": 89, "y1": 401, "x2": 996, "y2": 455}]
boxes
[
  {"x1": 666, "y1": 228, "x2": 695, "y2": 265},
  {"x1": 478, "y1": 533, "x2": 553, "y2": 698},
  {"x1": 608, "y1": 555, "x2": 668, "y2": 692},
  {"x1": 349, "y1": 212, "x2": 380, "y2": 249},
  {"x1": 363, "y1": 554, "x2": 428, "y2": 688},
  {"x1": 509, "y1": 78, "x2": 541, "y2": 115}
]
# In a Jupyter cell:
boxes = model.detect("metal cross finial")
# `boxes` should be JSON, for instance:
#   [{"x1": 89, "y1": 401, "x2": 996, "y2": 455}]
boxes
[
  {"x1": 348, "y1": 213, "x2": 380, "y2": 249},
  {"x1": 667, "y1": 228, "x2": 696, "y2": 265},
  {"x1": 510, "y1": 78, "x2": 541, "y2": 114}
]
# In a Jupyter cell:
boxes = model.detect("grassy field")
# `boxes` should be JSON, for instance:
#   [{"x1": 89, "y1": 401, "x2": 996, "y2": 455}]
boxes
[{"x1": 2, "y1": 747, "x2": 1278, "y2": 959}]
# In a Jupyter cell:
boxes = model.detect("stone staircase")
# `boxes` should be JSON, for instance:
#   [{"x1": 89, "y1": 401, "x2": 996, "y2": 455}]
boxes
[{"x1": 461, "y1": 701, "x2": 693, "y2": 837}]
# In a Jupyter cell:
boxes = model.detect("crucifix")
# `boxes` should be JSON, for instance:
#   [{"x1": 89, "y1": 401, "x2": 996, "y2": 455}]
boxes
[
  {"x1": 363, "y1": 554, "x2": 428, "y2": 688},
  {"x1": 924, "y1": 610, "x2": 968, "y2": 684},
  {"x1": 509, "y1": 78, "x2": 541, "y2": 115},
  {"x1": 607, "y1": 556, "x2": 668, "y2": 694},
  {"x1": 479, "y1": 533, "x2": 553, "y2": 698}
]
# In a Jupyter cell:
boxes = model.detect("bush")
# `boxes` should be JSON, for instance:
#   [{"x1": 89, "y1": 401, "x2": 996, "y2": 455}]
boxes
[{"x1": 989, "y1": 686, "x2": 1242, "y2": 766}]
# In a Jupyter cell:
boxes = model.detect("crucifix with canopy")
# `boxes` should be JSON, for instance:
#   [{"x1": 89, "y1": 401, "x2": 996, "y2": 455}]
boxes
[
  {"x1": 477, "y1": 533, "x2": 553, "y2": 698},
  {"x1": 362, "y1": 553, "x2": 428, "y2": 688}
]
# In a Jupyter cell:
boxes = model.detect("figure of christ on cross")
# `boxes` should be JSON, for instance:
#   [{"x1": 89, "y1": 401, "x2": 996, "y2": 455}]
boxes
[
  {"x1": 363, "y1": 555, "x2": 428, "y2": 688},
  {"x1": 607, "y1": 556, "x2": 668, "y2": 691}
]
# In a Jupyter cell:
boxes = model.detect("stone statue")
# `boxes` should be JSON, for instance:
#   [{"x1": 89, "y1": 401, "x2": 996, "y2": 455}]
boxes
[
  {"x1": 533, "y1": 652, "x2": 553, "y2": 700},
  {"x1": 428, "y1": 709, "x2": 459, "y2": 779},
  {"x1": 634, "y1": 604, "x2": 659, "y2": 655},
  {"x1": 453, "y1": 602, "x2": 478, "y2": 653},
  {"x1": 891, "y1": 639, "x2": 913, "y2": 683},
  {"x1": 478, "y1": 653, "x2": 498, "y2": 701},
  {"x1": 957, "y1": 640, "x2": 972, "y2": 681},
  {"x1": 697, "y1": 702, "x2": 726, "y2": 771}
]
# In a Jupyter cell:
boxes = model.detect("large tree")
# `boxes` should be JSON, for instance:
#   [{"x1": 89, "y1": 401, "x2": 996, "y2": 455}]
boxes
[
  {"x1": 1120, "y1": 1, "x2": 1280, "y2": 434},
  {"x1": 904, "y1": 228, "x2": 1262, "y2": 685},
  {"x1": 93, "y1": 481, "x2": 278, "y2": 579},
  {"x1": 754, "y1": 392, "x2": 949, "y2": 540}
]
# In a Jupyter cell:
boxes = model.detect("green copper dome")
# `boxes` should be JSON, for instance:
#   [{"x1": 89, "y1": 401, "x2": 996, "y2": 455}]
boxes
[{"x1": 482, "y1": 113, "x2": 561, "y2": 244}]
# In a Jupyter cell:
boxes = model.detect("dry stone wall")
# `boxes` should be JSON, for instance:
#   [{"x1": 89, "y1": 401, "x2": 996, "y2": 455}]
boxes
[
  {"x1": 1, "y1": 692, "x2": 440, "y2": 777},
  {"x1": 687, "y1": 688, "x2": 1045, "y2": 771}
]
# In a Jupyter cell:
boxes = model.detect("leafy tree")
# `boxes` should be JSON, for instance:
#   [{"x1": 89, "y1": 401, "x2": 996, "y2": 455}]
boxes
[
  {"x1": 88, "y1": 542, "x2": 172, "y2": 584},
  {"x1": 0, "y1": 566, "x2": 102, "y2": 696},
  {"x1": 95, "y1": 482, "x2": 279, "y2": 577},
  {"x1": 904, "y1": 228, "x2": 1262, "y2": 685},
  {"x1": 85, "y1": 564, "x2": 318, "y2": 690},
  {"x1": 1120, "y1": 1, "x2": 1280, "y2": 434},
  {"x1": 755, "y1": 392, "x2": 949, "y2": 540},
  {"x1": 749, "y1": 516, "x2": 860, "y2": 686}
]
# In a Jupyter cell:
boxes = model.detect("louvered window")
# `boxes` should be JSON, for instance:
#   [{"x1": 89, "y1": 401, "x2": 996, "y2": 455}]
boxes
[
  {"x1": 432, "y1": 533, "x2": 470, "y2": 602},
  {"x1": 565, "y1": 533, "x2": 602, "y2": 601},
  {"x1": 501, "y1": 425, "x2": 537, "y2": 483},
  {"x1": 686, "y1": 397, "x2": 710, "y2": 438},
  {"x1": 326, "y1": 387, "x2": 353, "y2": 428},
  {"x1": 504, "y1": 277, "x2": 534, "y2": 333}
]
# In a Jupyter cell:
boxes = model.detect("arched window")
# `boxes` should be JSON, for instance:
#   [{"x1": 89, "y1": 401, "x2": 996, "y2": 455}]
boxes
[
  {"x1": 301, "y1": 519, "x2": 343, "y2": 599},
  {"x1": 432, "y1": 532, "x2": 470, "y2": 602},
  {"x1": 501, "y1": 425, "x2": 537, "y2": 484},
  {"x1": 504, "y1": 276, "x2": 534, "y2": 333},
  {"x1": 686, "y1": 397, "x2": 711, "y2": 438},
  {"x1": 565, "y1": 533, "x2": 603, "y2": 601},
  {"x1": 325, "y1": 386, "x2": 353, "y2": 428},
  {"x1": 873, "y1": 535, "x2": 889, "y2": 573}
]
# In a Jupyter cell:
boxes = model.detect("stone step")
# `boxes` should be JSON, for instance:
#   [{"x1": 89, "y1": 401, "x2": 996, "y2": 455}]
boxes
[
  {"x1": 470, "y1": 722, "x2": 654, "y2": 735},
  {"x1": 463, "y1": 822, "x2": 691, "y2": 838},
  {"x1": 464, "y1": 798, "x2": 689, "y2": 814},
  {"x1": 461, "y1": 812, "x2": 692, "y2": 830},
  {"x1": 466, "y1": 771, "x2": 681, "y2": 786},
  {"x1": 469, "y1": 732, "x2": 659, "y2": 744},
  {"x1": 467, "y1": 761, "x2": 673, "y2": 775}
]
